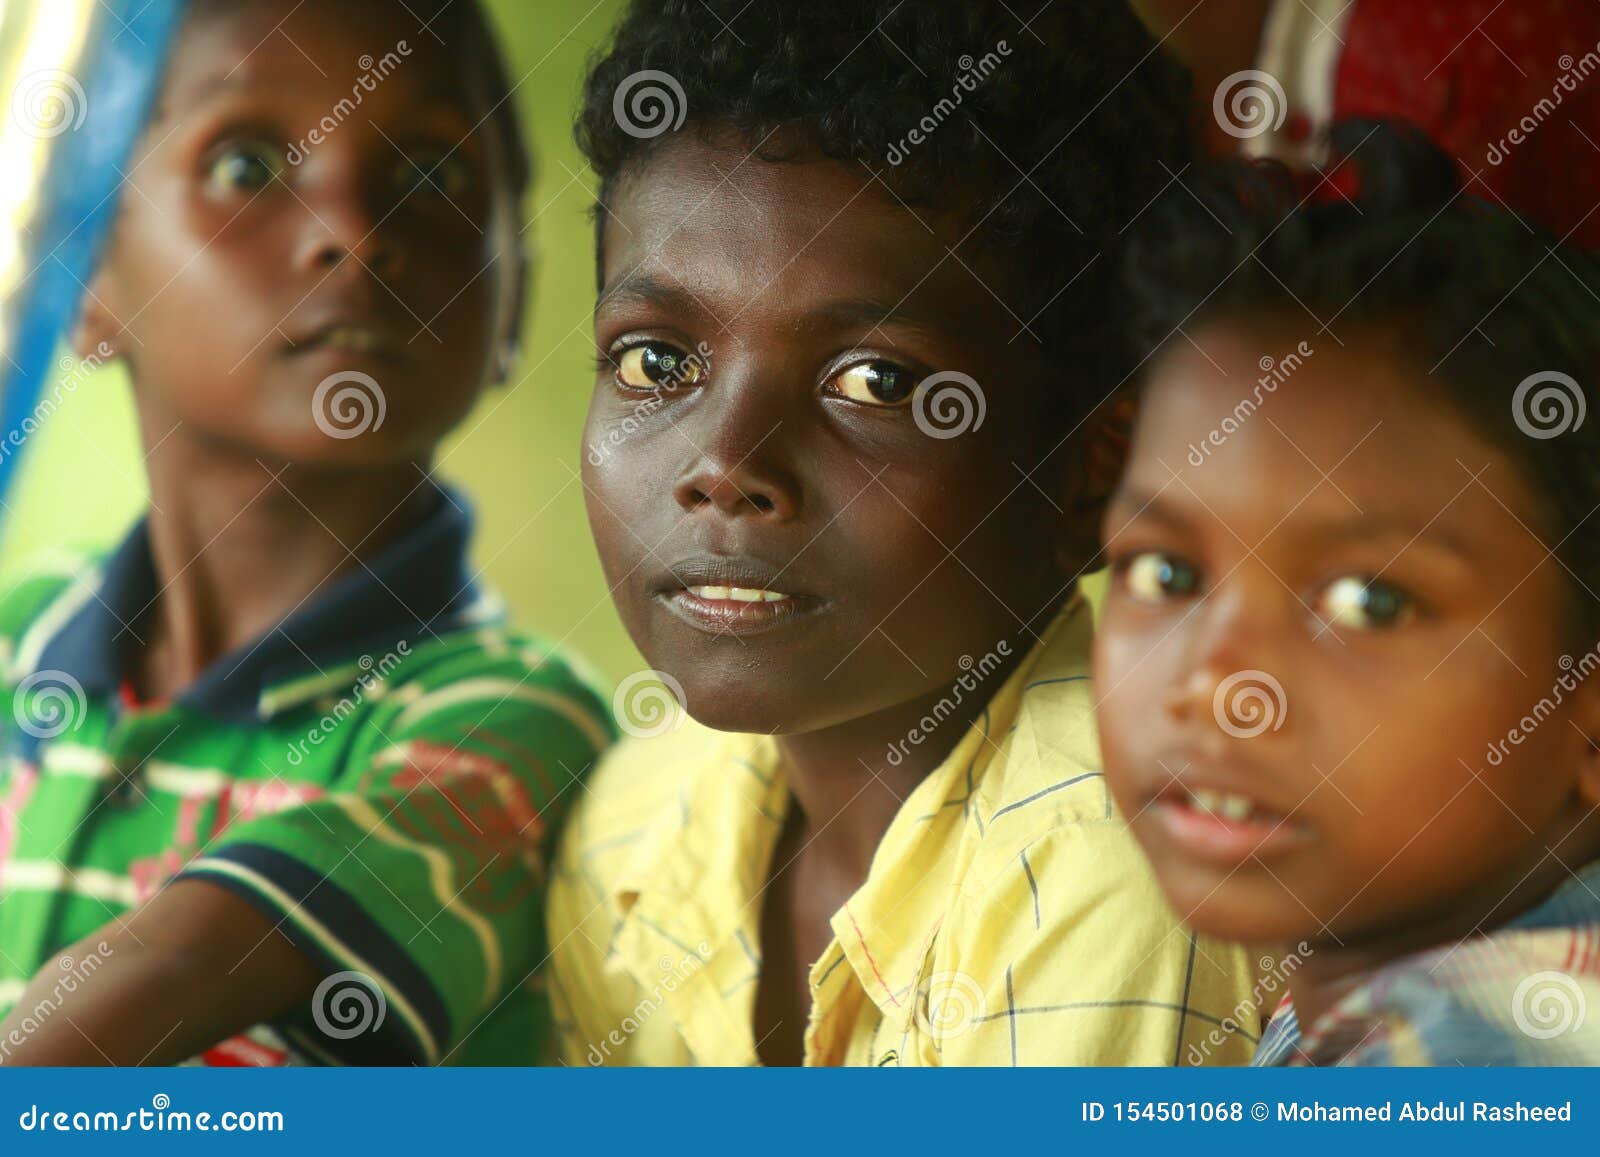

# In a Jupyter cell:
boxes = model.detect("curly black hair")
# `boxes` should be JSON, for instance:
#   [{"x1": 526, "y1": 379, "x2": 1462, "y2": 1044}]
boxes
[
  {"x1": 575, "y1": 0, "x2": 1192, "y2": 416},
  {"x1": 1124, "y1": 121, "x2": 1600, "y2": 636}
]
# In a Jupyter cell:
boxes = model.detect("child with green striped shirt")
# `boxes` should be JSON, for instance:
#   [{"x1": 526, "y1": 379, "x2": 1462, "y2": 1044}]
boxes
[{"x1": 0, "y1": 0, "x2": 610, "y2": 1065}]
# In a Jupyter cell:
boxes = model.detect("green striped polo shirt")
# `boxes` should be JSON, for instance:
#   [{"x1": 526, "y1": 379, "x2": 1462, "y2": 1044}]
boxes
[{"x1": 0, "y1": 485, "x2": 613, "y2": 1065}]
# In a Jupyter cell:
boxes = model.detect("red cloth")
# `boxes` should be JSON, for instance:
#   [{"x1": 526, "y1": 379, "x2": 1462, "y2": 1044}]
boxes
[{"x1": 1333, "y1": 0, "x2": 1600, "y2": 246}]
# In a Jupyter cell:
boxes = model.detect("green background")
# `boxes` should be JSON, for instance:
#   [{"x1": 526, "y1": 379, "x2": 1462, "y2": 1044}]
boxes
[{"x1": 0, "y1": 0, "x2": 643, "y2": 685}]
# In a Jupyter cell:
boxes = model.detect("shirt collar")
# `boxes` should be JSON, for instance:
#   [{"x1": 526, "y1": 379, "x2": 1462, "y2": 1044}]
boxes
[
  {"x1": 609, "y1": 595, "x2": 1091, "y2": 1031},
  {"x1": 32, "y1": 482, "x2": 498, "y2": 722}
]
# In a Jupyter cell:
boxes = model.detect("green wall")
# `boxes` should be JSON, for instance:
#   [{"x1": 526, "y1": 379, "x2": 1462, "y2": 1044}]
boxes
[{"x1": 0, "y1": 0, "x2": 643, "y2": 685}]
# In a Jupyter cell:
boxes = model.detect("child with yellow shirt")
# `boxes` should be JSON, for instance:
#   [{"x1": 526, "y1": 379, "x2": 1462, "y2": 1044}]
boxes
[{"x1": 546, "y1": 0, "x2": 1263, "y2": 1066}]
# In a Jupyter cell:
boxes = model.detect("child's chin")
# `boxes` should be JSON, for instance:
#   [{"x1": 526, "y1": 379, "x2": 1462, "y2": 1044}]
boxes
[{"x1": 1158, "y1": 875, "x2": 1315, "y2": 947}]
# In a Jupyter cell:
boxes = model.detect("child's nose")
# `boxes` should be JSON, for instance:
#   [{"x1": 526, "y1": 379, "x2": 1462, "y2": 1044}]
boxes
[
  {"x1": 295, "y1": 184, "x2": 405, "y2": 281},
  {"x1": 1162, "y1": 582, "x2": 1292, "y2": 735},
  {"x1": 672, "y1": 381, "x2": 801, "y2": 520}
]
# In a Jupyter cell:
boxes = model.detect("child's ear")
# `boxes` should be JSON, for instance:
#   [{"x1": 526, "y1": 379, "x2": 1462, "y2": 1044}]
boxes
[
  {"x1": 1054, "y1": 392, "x2": 1137, "y2": 576},
  {"x1": 492, "y1": 239, "x2": 539, "y2": 388},
  {"x1": 70, "y1": 269, "x2": 122, "y2": 362}
]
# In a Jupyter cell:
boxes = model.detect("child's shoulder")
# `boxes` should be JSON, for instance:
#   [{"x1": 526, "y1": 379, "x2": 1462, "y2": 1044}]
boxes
[
  {"x1": 318, "y1": 623, "x2": 616, "y2": 750},
  {"x1": 1326, "y1": 919, "x2": 1600, "y2": 1065},
  {"x1": 0, "y1": 550, "x2": 104, "y2": 678},
  {"x1": 969, "y1": 595, "x2": 1112, "y2": 851}
]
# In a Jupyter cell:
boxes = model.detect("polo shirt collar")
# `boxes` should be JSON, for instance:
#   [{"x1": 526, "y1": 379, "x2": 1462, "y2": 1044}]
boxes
[{"x1": 33, "y1": 482, "x2": 496, "y2": 722}]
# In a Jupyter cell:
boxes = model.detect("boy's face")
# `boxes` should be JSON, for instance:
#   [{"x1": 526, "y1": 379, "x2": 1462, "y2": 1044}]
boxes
[
  {"x1": 584, "y1": 133, "x2": 1077, "y2": 734},
  {"x1": 1096, "y1": 317, "x2": 1600, "y2": 947},
  {"x1": 80, "y1": 0, "x2": 519, "y2": 465}
]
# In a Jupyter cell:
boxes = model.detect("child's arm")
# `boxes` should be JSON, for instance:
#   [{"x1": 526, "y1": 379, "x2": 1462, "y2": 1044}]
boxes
[{"x1": 0, "y1": 879, "x2": 320, "y2": 1066}]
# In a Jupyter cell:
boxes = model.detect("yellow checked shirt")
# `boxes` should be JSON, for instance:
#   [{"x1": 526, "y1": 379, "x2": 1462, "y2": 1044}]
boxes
[{"x1": 547, "y1": 596, "x2": 1262, "y2": 1066}]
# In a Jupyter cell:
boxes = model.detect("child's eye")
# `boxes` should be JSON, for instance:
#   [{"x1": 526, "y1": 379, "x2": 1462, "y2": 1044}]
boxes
[
  {"x1": 829, "y1": 361, "x2": 917, "y2": 406},
  {"x1": 206, "y1": 142, "x2": 284, "y2": 193},
  {"x1": 397, "y1": 149, "x2": 473, "y2": 202},
  {"x1": 1122, "y1": 551, "x2": 1200, "y2": 604},
  {"x1": 1317, "y1": 575, "x2": 1413, "y2": 631},
  {"x1": 614, "y1": 342, "x2": 706, "y2": 391}
]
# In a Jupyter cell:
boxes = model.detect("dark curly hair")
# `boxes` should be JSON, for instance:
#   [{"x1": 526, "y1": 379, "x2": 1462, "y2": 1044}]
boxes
[
  {"x1": 575, "y1": 0, "x2": 1192, "y2": 417},
  {"x1": 1124, "y1": 121, "x2": 1600, "y2": 636}
]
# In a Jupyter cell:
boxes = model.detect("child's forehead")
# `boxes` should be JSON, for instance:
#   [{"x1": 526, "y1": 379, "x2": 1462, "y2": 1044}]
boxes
[
  {"x1": 167, "y1": 0, "x2": 464, "y2": 106},
  {"x1": 601, "y1": 133, "x2": 1011, "y2": 335}
]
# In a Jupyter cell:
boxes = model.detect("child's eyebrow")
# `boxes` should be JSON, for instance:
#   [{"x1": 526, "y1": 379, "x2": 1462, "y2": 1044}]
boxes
[
  {"x1": 596, "y1": 274, "x2": 707, "y2": 318},
  {"x1": 1111, "y1": 487, "x2": 1482, "y2": 562}
]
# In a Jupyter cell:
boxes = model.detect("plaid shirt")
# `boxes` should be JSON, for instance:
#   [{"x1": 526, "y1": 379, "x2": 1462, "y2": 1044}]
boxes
[
  {"x1": 549, "y1": 595, "x2": 1262, "y2": 1066},
  {"x1": 1255, "y1": 861, "x2": 1600, "y2": 1066}
]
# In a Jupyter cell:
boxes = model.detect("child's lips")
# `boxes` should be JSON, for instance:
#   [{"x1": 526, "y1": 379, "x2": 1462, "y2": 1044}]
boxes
[
  {"x1": 1149, "y1": 782, "x2": 1312, "y2": 866},
  {"x1": 285, "y1": 320, "x2": 410, "y2": 363},
  {"x1": 659, "y1": 586, "x2": 825, "y2": 636}
]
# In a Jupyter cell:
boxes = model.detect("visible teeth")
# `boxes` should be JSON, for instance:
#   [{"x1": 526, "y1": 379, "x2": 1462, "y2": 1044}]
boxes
[
  {"x1": 687, "y1": 585, "x2": 791, "y2": 603},
  {"x1": 322, "y1": 326, "x2": 381, "y2": 352},
  {"x1": 1189, "y1": 788, "x2": 1256, "y2": 821}
]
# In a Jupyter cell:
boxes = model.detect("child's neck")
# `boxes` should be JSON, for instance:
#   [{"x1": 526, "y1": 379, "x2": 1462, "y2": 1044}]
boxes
[
  {"x1": 132, "y1": 427, "x2": 436, "y2": 700},
  {"x1": 773, "y1": 620, "x2": 1041, "y2": 883},
  {"x1": 1285, "y1": 822, "x2": 1600, "y2": 1030}
]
